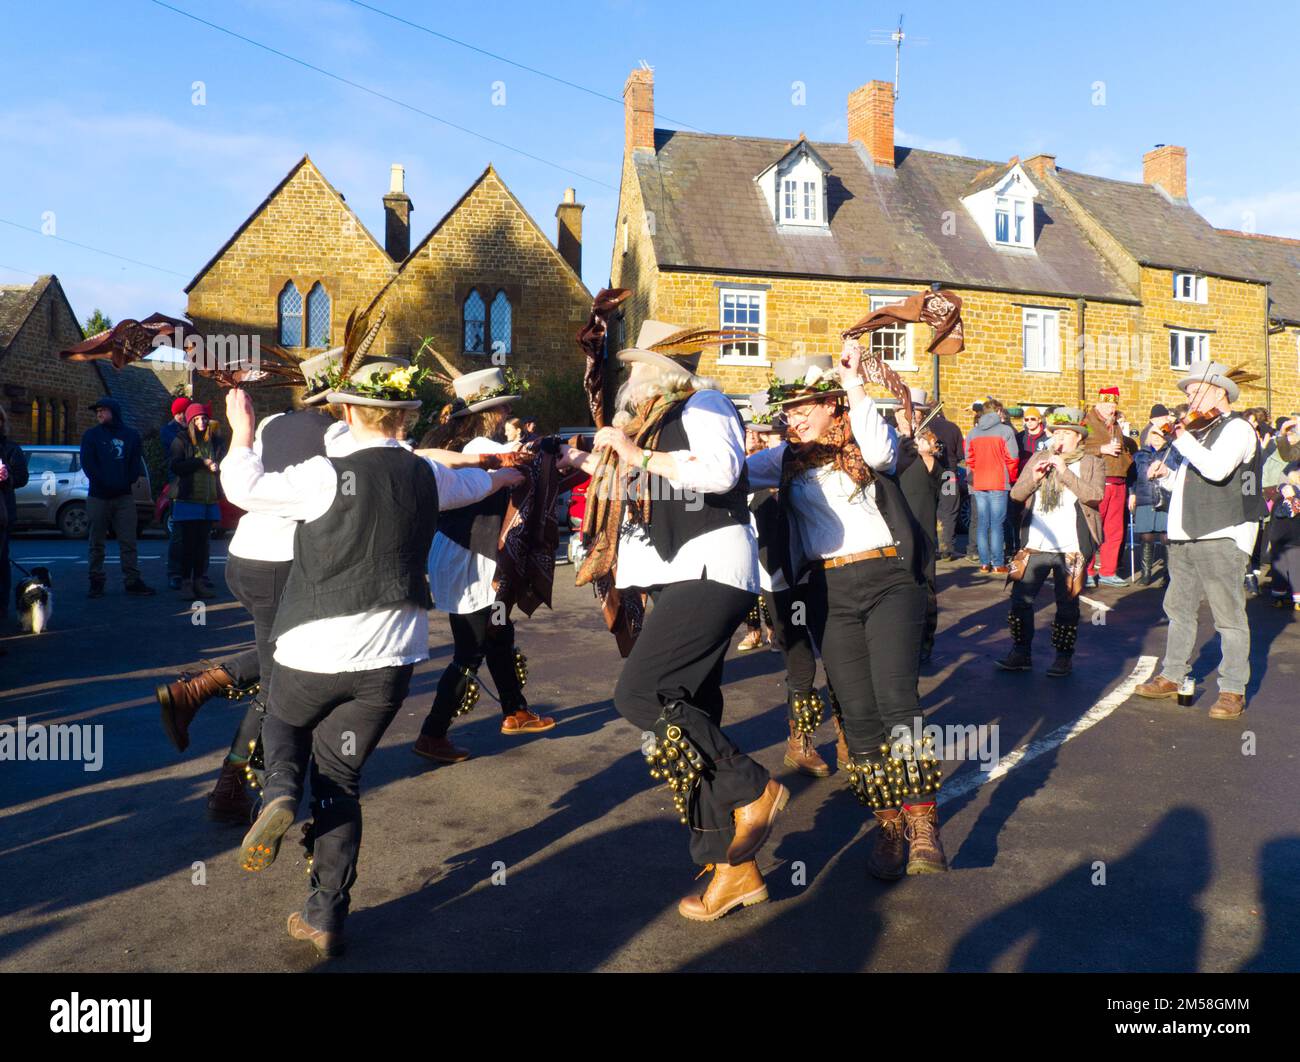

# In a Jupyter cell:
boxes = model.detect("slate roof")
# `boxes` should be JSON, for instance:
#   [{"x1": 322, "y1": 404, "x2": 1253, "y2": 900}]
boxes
[
  {"x1": 633, "y1": 132, "x2": 1136, "y2": 302},
  {"x1": 1216, "y1": 230, "x2": 1300, "y2": 324},
  {"x1": 94, "y1": 362, "x2": 175, "y2": 436},
  {"x1": 0, "y1": 276, "x2": 52, "y2": 350},
  {"x1": 1052, "y1": 168, "x2": 1268, "y2": 283}
]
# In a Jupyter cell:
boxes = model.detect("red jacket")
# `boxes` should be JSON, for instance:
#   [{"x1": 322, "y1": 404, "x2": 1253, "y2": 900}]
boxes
[{"x1": 965, "y1": 413, "x2": 1020, "y2": 491}]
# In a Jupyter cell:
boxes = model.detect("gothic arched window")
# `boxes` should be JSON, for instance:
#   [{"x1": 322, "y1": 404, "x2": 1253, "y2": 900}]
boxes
[
  {"x1": 305, "y1": 282, "x2": 331, "y2": 348},
  {"x1": 277, "y1": 282, "x2": 303, "y2": 347},
  {"x1": 463, "y1": 289, "x2": 486, "y2": 354}
]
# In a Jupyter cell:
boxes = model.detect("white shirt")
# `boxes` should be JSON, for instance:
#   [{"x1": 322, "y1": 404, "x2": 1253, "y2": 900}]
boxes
[
  {"x1": 746, "y1": 396, "x2": 898, "y2": 577},
  {"x1": 1162, "y1": 417, "x2": 1260, "y2": 556},
  {"x1": 221, "y1": 437, "x2": 495, "y2": 673},
  {"x1": 228, "y1": 417, "x2": 351, "y2": 563},
  {"x1": 428, "y1": 436, "x2": 515, "y2": 614},
  {"x1": 1024, "y1": 485, "x2": 1081, "y2": 553},
  {"x1": 614, "y1": 388, "x2": 759, "y2": 593}
]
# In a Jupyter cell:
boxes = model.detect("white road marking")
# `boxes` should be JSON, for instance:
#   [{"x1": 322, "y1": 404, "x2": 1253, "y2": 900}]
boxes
[
  {"x1": 1078, "y1": 594, "x2": 1112, "y2": 613},
  {"x1": 938, "y1": 654, "x2": 1159, "y2": 805}
]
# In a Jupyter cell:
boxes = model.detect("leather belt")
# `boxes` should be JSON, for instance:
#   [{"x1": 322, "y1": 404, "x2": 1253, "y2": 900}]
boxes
[{"x1": 822, "y1": 546, "x2": 898, "y2": 569}]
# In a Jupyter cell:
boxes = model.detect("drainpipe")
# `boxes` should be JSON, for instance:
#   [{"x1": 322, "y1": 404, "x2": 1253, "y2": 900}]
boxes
[
  {"x1": 1264, "y1": 284, "x2": 1273, "y2": 414},
  {"x1": 931, "y1": 282, "x2": 942, "y2": 403},
  {"x1": 1075, "y1": 298, "x2": 1087, "y2": 406}
]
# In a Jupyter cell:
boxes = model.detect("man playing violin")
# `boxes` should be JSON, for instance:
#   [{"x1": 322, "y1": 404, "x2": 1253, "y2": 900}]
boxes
[{"x1": 1134, "y1": 360, "x2": 1266, "y2": 719}]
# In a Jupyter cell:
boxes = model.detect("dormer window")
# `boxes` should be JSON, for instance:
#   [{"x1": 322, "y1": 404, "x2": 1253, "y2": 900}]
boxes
[
  {"x1": 963, "y1": 161, "x2": 1038, "y2": 252},
  {"x1": 756, "y1": 138, "x2": 831, "y2": 231}
]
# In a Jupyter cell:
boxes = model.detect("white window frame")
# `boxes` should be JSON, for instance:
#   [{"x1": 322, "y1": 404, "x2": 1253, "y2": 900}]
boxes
[
  {"x1": 1168, "y1": 328, "x2": 1209, "y2": 370},
  {"x1": 1022, "y1": 308, "x2": 1061, "y2": 373},
  {"x1": 867, "y1": 294, "x2": 914, "y2": 370},
  {"x1": 1173, "y1": 272, "x2": 1207, "y2": 303},
  {"x1": 717, "y1": 288, "x2": 768, "y2": 366}
]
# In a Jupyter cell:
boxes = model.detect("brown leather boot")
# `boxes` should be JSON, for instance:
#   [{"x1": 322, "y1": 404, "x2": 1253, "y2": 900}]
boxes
[
  {"x1": 867, "y1": 810, "x2": 907, "y2": 880},
  {"x1": 725, "y1": 779, "x2": 789, "y2": 865},
  {"x1": 1134, "y1": 676, "x2": 1180, "y2": 700},
  {"x1": 287, "y1": 911, "x2": 343, "y2": 957},
  {"x1": 902, "y1": 804, "x2": 949, "y2": 875},
  {"x1": 413, "y1": 734, "x2": 470, "y2": 763},
  {"x1": 207, "y1": 760, "x2": 254, "y2": 823},
  {"x1": 1208, "y1": 691, "x2": 1245, "y2": 719},
  {"x1": 833, "y1": 716, "x2": 850, "y2": 771},
  {"x1": 784, "y1": 720, "x2": 830, "y2": 778},
  {"x1": 677, "y1": 861, "x2": 768, "y2": 922},
  {"x1": 156, "y1": 665, "x2": 238, "y2": 752}
]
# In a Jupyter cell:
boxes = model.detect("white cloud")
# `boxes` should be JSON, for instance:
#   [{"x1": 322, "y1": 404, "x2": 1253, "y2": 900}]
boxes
[
  {"x1": 895, "y1": 126, "x2": 966, "y2": 156},
  {"x1": 1194, "y1": 189, "x2": 1300, "y2": 240}
]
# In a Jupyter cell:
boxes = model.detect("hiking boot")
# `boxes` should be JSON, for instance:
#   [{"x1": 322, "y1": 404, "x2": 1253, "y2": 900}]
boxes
[
  {"x1": 207, "y1": 761, "x2": 254, "y2": 823},
  {"x1": 725, "y1": 780, "x2": 789, "y2": 865},
  {"x1": 832, "y1": 716, "x2": 850, "y2": 771},
  {"x1": 239, "y1": 795, "x2": 296, "y2": 872},
  {"x1": 867, "y1": 810, "x2": 907, "y2": 880},
  {"x1": 413, "y1": 734, "x2": 470, "y2": 763},
  {"x1": 1208, "y1": 692, "x2": 1245, "y2": 719},
  {"x1": 1046, "y1": 653, "x2": 1073, "y2": 678},
  {"x1": 157, "y1": 664, "x2": 238, "y2": 752},
  {"x1": 287, "y1": 911, "x2": 343, "y2": 957},
  {"x1": 1134, "y1": 676, "x2": 1180, "y2": 700},
  {"x1": 902, "y1": 804, "x2": 949, "y2": 874},
  {"x1": 125, "y1": 578, "x2": 156, "y2": 596},
  {"x1": 783, "y1": 720, "x2": 830, "y2": 778},
  {"x1": 995, "y1": 646, "x2": 1032, "y2": 672},
  {"x1": 677, "y1": 861, "x2": 768, "y2": 922}
]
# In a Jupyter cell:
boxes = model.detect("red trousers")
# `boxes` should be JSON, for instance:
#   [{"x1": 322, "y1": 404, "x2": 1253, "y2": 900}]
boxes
[{"x1": 1090, "y1": 478, "x2": 1128, "y2": 576}]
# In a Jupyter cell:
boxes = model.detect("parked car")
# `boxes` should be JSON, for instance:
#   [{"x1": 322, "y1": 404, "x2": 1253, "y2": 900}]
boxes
[{"x1": 12, "y1": 445, "x2": 153, "y2": 538}]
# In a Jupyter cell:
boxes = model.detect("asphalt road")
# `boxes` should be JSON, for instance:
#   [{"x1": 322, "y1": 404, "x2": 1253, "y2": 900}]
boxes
[{"x1": 2, "y1": 532, "x2": 1297, "y2": 972}]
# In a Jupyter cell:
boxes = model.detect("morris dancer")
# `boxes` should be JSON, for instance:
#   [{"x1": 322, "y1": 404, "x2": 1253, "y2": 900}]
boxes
[
  {"x1": 746, "y1": 343, "x2": 946, "y2": 880},
  {"x1": 222, "y1": 362, "x2": 521, "y2": 956},
  {"x1": 560, "y1": 320, "x2": 787, "y2": 922},
  {"x1": 1135, "y1": 361, "x2": 1264, "y2": 719},
  {"x1": 414, "y1": 367, "x2": 555, "y2": 764},
  {"x1": 995, "y1": 409, "x2": 1103, "y2": 677}
]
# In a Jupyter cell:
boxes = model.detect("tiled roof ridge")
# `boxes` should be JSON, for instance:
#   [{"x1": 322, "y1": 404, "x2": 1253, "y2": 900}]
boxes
[
  {"x1": 1219, "y1": 228, "x2": 1300, "y2": 246},
  {"x1": 653, "y1": 127, "x2": 1003, "y2": 168}
]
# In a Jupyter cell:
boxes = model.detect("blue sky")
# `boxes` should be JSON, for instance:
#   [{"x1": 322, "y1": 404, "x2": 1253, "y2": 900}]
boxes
[{"x1": 2, "y1": 0, "x2": 1297, "y2": 327}]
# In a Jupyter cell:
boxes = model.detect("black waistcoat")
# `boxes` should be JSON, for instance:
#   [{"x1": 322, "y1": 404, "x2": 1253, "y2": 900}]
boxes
[
  {"x1": 776, "y1": 448, "x2": 927, "y2": 584},
  {"x1": 641, "y1": 398, "x2": 749, "y2": 562},
  {"x1": 270, "y1": 446, "x2": 439, "y2": 639},
  {"x1": 1181, "y1": 413, "x2": 1266, "y2": 539},
  {"x1": 260, "y1": 408, "x2": 333, "y2": 472},
  {"x1": 437, "y1": 486, "x2": 508, "y2": 560}
]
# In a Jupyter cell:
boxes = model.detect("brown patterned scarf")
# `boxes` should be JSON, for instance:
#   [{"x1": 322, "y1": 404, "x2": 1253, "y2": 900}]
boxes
[
  {"x1": 576, "y1": 389, "x2": 695, "y2": 588},
  {"x1": 782, "y1": 410, "x2": 874, "y2": 492}
]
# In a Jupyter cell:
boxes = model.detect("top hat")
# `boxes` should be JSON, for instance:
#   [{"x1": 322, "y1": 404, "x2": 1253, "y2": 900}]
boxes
[
  {"x1": 768, "y1": 355, "x2": 846, "y2": 408},
  {"x1": 449, "y1": 367, "x2": 520, "y2": 418},
  {"x1": 324, "y1": 355, "x2": 421, "y2": 410}
]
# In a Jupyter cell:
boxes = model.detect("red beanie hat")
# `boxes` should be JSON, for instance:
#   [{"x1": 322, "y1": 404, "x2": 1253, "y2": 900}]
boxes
[
  {"x1": 1097, "y1": 386, "x2": 1120, "y2": 399},
  {"x1": 171, "y1": 396, "x2": 190, "y2": 416},
  {"x1": 184, "y1": 402, "x2": 207, "y2": 425}
]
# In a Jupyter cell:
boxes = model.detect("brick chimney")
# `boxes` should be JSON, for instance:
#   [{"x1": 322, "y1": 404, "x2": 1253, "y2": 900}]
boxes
[
  {"x1": 555, "y1": 187, "x2": 584, "y2": 276},
  {"x1": 1143, "y1": 144, "x2": 1187, "y2": 200},
  {"x1": 382, "y1": 163, "x2": 413, "y2": 260},
  {"x1": 1024, "y1": 153, "x2": 1057, "y2": 180},
  {"x1": 848, "y1": 80, "x2": 895, "y2": 169},
  {"x1": 624, "y1": 67, "x2": 655, "y2": 156}
]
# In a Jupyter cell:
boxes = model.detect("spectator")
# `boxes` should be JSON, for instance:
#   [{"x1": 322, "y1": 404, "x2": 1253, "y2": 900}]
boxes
[
  {"x1": 921, "y1": 392, "x2": 964, "y2": 561},
  {"x1": 81, "y1": 397, "x2": 154, "y2": 598},
  {"x1": 1130, "y1": 406, "x2": 1173, "y2": 585},
  {"x1": 965, "y1": 399, "x2": 1020, "y2": 573},
  {"x1": 0, "y1": 406, "x2": 31, "y2": 633},
  {"x1": 896, "y1": 416, "x2": 944, "y2": 663},
  {"x1": 160, "y1": 396, "x2": 190, "y2": 589},
  {"x1": 1010, "y1": 406, "x2": 1049, "y2": 555},
  {"x1": 1082, "y1": 386, "x2": 1137, "y2": 587},
  {"x1": 1266, "y1": 461, "x2": 1300, "y2": 610},
  {"x1": 504, "y1": 417, "x2": 524, "y2": 444},
  {"x1": 169, "y1": 402, "x2": 227, "y2": 601}
]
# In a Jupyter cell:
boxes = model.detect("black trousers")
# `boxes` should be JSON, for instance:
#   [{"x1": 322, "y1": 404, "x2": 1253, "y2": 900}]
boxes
[
  {"x1": 614, "y1": 579, "x2": 770, "y2": 866},
  {"x1": 763, "y1": 587, "x2": 817, "y2": 714},
  {"x1": 0, "y1": 524, "x2": 10, "y2": 626},
  {"x1": 936, "y1": 470, "x2": 960, "y2": 556},
  {"x1": 262, "y1": 662, "x2": 414, "y2": 934},
  {"x1": 804, "y1": 558, "x2": 926, "y2": 761},
  {"x1": 177, "y1": 519, "x2": 212, "y2": 581},
  {"x1": 224, "y1": 555, "x2": 293, "y2": 760},
  {"x1": 420, "y1": 604, "x2": 526, "y2": 739},
  {"x1": 1009, "y1": 551, "x2": 1081, "y2": 648}
]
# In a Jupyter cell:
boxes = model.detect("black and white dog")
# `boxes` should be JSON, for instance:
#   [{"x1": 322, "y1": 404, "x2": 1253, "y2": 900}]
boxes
[{"x1": 15, "y1": 566, "x2": 54, "y2": 634}]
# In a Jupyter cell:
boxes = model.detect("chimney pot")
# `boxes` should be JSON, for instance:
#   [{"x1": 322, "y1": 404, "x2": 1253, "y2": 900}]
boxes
[
  {"x1": 847, "y1": 80, "x2": 895, "y2": 169},
  {"x1": 389, "y1": 163, "x2": 405, "y2": 194},
  {"x1": 383, "y1": 165, "x2": 413, "y2": 261},
  {"x1": 1025, "y1": 153, "x2": 1057, "y2": 179},
  {"x1": 1143, "y1": 144, "x2": 1187, "y2": 199}
]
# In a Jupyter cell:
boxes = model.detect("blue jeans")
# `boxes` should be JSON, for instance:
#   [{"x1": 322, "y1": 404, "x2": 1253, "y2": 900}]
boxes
[{"x1": 974, "y1": 490, "x2": 1008, "y2": 567}]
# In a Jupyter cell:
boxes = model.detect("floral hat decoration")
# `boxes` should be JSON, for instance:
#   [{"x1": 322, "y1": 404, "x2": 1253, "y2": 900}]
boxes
[{"x1": 767, "y1": 355, "x2": 845, "y2": 408}]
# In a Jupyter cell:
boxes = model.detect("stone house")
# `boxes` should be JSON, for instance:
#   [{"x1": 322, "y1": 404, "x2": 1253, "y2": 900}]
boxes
[
  {"x1": 612, "y1": 69, "x2": 1290, "y2": 422},
  {"x1": 185, "y1": 156, "x2": 591, "y2": 415}
]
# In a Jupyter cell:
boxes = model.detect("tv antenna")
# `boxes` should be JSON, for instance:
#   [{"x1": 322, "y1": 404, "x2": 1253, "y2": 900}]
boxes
[{"x1": 868, "y1": 14, "x2": 928, "y2": 101}]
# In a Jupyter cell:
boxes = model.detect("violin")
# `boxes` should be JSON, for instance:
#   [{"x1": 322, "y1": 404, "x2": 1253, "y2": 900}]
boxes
[{"x1": 1156, "y1": 409, "x2": 1222, "y2": 441}]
